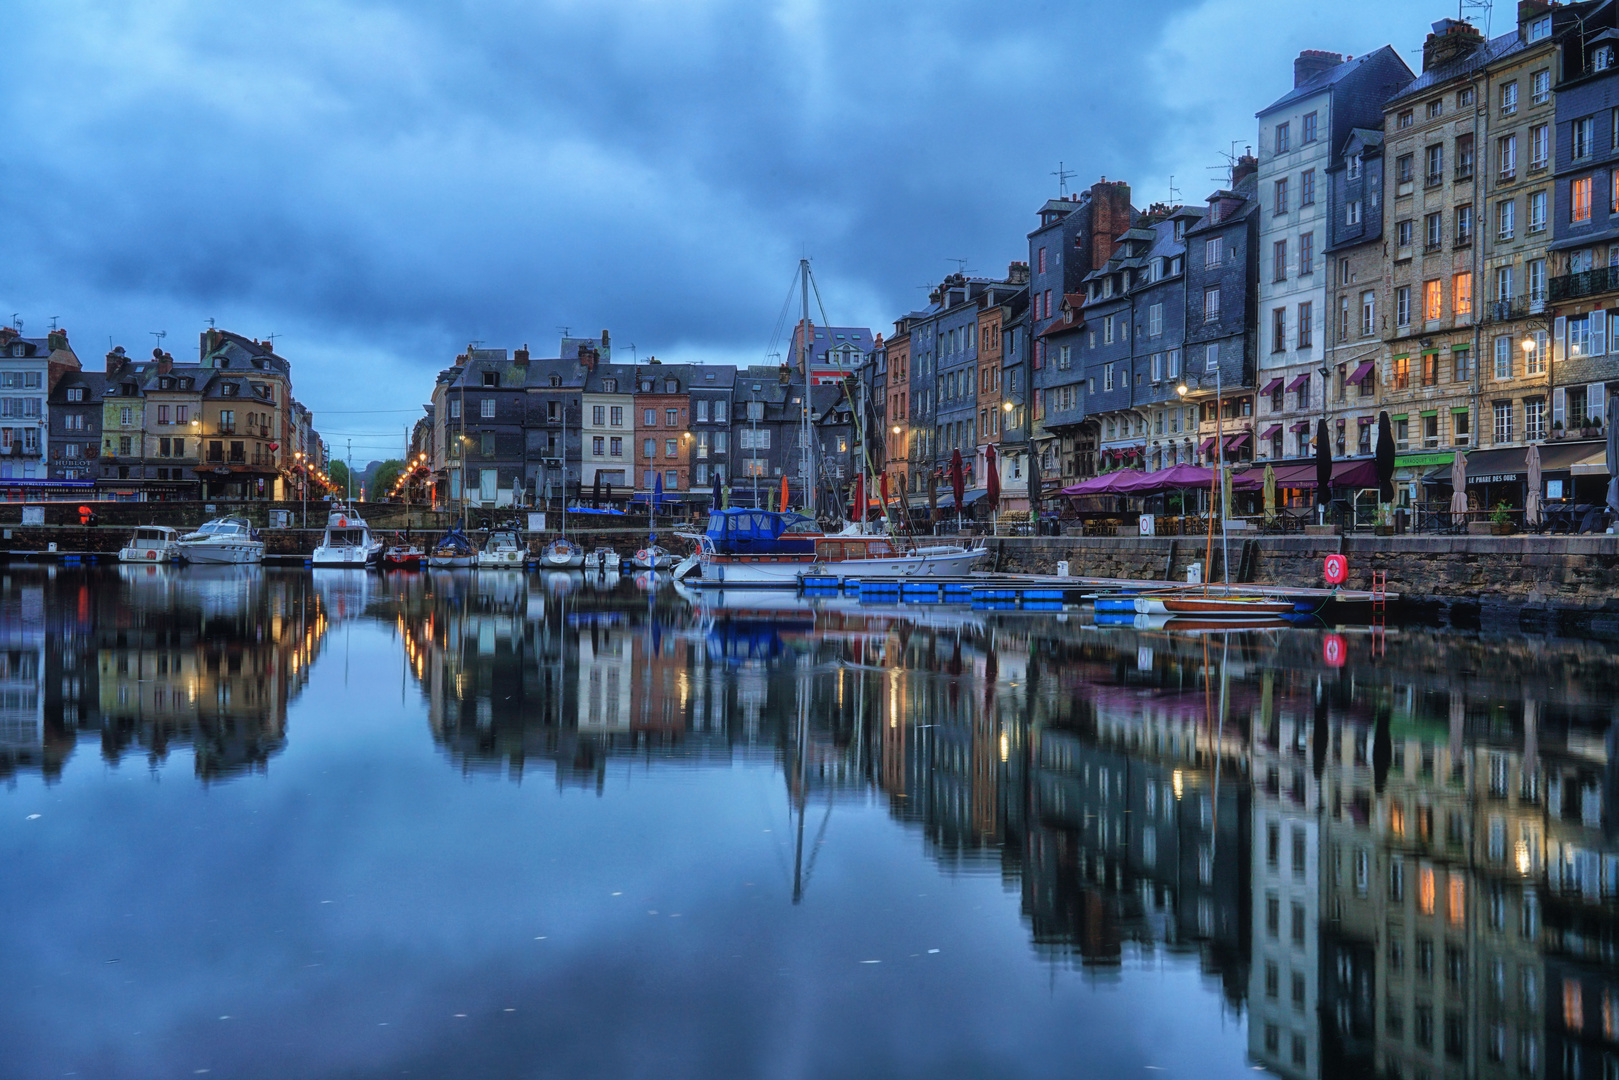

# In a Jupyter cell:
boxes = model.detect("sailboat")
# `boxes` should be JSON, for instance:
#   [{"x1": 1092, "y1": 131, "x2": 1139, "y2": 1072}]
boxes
[{"x1": 543, "y1": 471, "x2": 585, "y2": 568}]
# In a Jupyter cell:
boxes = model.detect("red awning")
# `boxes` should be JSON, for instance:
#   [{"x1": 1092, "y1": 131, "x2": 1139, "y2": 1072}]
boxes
[
  {"x1": 1285, "y1": 373, "x2": 1312, "y2": 392},
  {"x1": 1260, "y1": 378, "x2": 1284, "y2": 395},
  {"x1": 1261, "y1": 424, "x2": 1282, "y2": 439},
  {"x1": 1348, "y1": 360, "x2": 1376, "y2": 384},
  {"x1": 1199, "y1": 437, "x2": 1217, "y2": 454}
]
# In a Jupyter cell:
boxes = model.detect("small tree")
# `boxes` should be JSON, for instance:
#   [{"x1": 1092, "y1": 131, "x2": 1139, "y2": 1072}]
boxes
[
  {"x1": 328, "y1": 460, "x2": 351, "y2": 498},
  {"x1": 370, "y1": 459, "x2": 405, "y2": 501}
]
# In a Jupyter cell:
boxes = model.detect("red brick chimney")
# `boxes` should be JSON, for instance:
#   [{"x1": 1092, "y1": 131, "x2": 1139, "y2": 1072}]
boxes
[
  {"x1": 1007, "y1": 261, "x2": 1030, "y2": 284},
  {"x1": 515, "y1": 343, "x2": 530, "y2": 364},
  {"x1": 1088, "y1": 179, "x2": 1133, "y2": 270},
  {"x1": 1294, "y1": 50, "x2": 1344, "y2": 87},
  {"x1": 1422, "y1": 20, "x2": 1484, "y2": 72},
  {"x1": 1232, "y1": 151, "x2": 1259, "y2": 189},
  {"x1": 105, "y1": 345, "x2": 127, "y2": 374}
]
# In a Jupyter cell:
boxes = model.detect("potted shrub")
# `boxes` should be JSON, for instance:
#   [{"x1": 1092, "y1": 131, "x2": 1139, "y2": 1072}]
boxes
[
  {"x1": 1374, "y1": 504, "x2": 1394, "y2": 536},
  {"x1": 1552, "y1": 419, "x2": 1565, "y2": 440},
  {"x1": 1491, "y1": 500, "x2": 1516, "y2": 535}
]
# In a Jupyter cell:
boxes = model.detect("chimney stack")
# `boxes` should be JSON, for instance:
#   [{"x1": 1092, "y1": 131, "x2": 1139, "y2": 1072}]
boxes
[
  {"x1": 515, "y1": 344, "x2": 530, "y2": 365},
  {"x1": 106, "y1": 344, "x2": 126, "y2": 375},
  {"x1": 1294, "y1": 49, "x2": 1344, "y2": 87},
  {"x1": 1422, "y1": 19, "x2": 1484, "y2": 72},
  {"x1": 579, "y1": 344, "x2": 598, "y2": 370},
  {"x1": 1007, "y1": 261, "x2": 1030, "y2": 284},
  {"x1": 1088, "y1": 179, "x2": 1134, "y2": 270},
  {"x1": 1231, "y1": 151, "x2": 1259, "y2": 188}
]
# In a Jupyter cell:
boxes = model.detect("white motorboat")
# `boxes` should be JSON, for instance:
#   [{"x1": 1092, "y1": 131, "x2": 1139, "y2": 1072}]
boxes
[
  {"x1": 176, "y1": 517, "x2": 264, "y2": 564},
  {"x1": 477, "y1": 527, "x2": 528, "y2": 569},
  {"x1": 310, "y1": 505, "x2": 382, "y2": 567},
  {"x1": 587, "y1": 547, "x2": 621, "y2": 574},
  {"x1": 625, "y1": 543, "x2": 676, "y2": 571},
  {"x1": 692, "y1": 509, "x2": 985, "y2": 586},
  {"x1": 427, "y1": 526, "x2": 477, "y2": 568},
  {"x1": 118, "y1": 525, "x2": 183, "y2": 563},
  {"x1": 541, "y1": 537, "x2": 585, "y2": 569}
]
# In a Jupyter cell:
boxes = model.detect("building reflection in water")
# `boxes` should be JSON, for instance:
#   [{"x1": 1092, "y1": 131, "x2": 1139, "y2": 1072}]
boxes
[
  {"x1": 0, "y1": 564, "x2": 328, "y2": 784},
  {"x1": 9, "y1": 564, "x2": 1619, "y2": 1079}
]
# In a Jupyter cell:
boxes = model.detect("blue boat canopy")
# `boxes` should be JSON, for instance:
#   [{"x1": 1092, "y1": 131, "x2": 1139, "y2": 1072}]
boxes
[{"x1": 704, "y1": 508, "x2": 818, "y2": 541}]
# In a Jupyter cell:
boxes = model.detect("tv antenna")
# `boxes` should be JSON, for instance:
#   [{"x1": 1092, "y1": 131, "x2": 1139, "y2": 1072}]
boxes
[
  {"x1": 945, "y1": 258, "x2": 968, "y2": 274},
  {"x1": 1167, "y1": 176, "x2": 1182, "y2": 205},
  {"x1": 48, "y1": 315, "x2": 60, "y2": 332},
  {"x1": 1051, "y1": 160, "x2": 1076, "y2": 196},
  {"x1": 627, "y1": 343, "x2": 638, "y2": 363},
  {"x1": 10, "y1": 314, "x2": 20, "y2": 331},
  {"x1": 149, "y1": 330, "x2": 167, "y2": 349},
  {"x1": 207, "y1": 317, "x2": 216, "y2": 329},
  {"x1": 266, "y1": 331, "x2": 281, "y2": 348},
  {"x1": 1207, "y1": 142, "x2": 1245, "y2": 185},
  {"x1": 556, "y1": 326, "x2": 571, "y2": 338},
  {"x1": 1459, "y1": 0, "x2": 1491, "y2": 35}
]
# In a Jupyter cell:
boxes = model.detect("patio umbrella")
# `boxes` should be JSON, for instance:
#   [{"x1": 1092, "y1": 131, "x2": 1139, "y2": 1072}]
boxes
[
  {"x1": 985, "y1": 444, "x2": 1001, "y2": 509},
  {"x1": 851, "y1": 471, "x2": 865, "y2": 524},
  {"x1": 722, "y1": 477, "x2": 731, "y2": 509},
  {"x1": 1525, "y1": 441, "x2": 1543, "y2": 529},
  {"x1": 654, "y1": 471, "x2": 664, "y2": 511},
  {"x1": 710, "y1": 470, "x2": 722, "y2": 514},
  {"x1": 1376, "y1": 411, "x2": 1396, "y2": 504},
  {"x1": 779, "y1": 473, "x2": 790, "y2": 513},
  {"x1": 602, "y1": 479, "x2": 612, "y2": 507},
  {"x1": 1314, "y1": 419, "x2": 1332, "y2": 507},
  {"x1": 879, "y1": 470, "x2": 889, "y2": 509},
  {"x1": 950, "y1": 449, "x2": 965, "y2": 527},
  {"x1": 1263, "y1": 462, "x2": 1276, "y2": 524},
  {"x1": 1221, "y1": 462, "x2": 1233, "y2": 524},
  {"x1": 1028, "y1": 445, "x2": 1043, "y2": 522},
  {"x1": 592, "y1": 472, "x2": 603, "y2": 508},
  {"x1": 1608, "y1": 389, "x2": 1619, "y2": 520},
  {"x1": 1449, "y1": 449, "x2": 1469, "y2": 518}
]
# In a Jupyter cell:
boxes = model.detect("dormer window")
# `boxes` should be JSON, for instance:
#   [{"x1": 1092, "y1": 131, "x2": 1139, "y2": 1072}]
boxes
[
  {"x1": 159, "y1": 377, "x2": 173, "y2": 389},
  {"x1": 1347, "y1": 154, "x2": 1362, "y2": 180},
  {"x1": 222, "y1": 383, "x2": 238, "y2": 397},
  {"x1": 549, "y1": 375, "x2": 561, "y2": 387},
  {"x1": 482, "y1": 371, "x2": 499, "y2": 387},
  {"x1": 1595, "y1": 46, "x2": 1614, "y2": 72},
  {"x1": 665, "y1": 380, "x2": 678, "y2": 394},
  {"x1": 1526, "y1": 14, "x2": 1551, "y2": 42},
  {"x1": 603, "y1": 379, "x2": 617, "y2": 392},
  {"x1": 641, "y1": 379, "x2": 653, "y2": 391}
]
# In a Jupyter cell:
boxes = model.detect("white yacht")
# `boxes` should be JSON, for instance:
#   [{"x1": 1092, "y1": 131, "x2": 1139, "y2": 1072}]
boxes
[
  {"x1": 311, "y1": 505, "x2": 382, "y2": 567},
  {"x1": 176, "y1": 517, "x2": 264, "y2": 564},
  {"x1": 118, "y1": 525, "x2": 183, "y2": 563},
  {"x1": 477, "y1": 527, "x2": 528, "y2": 568}
]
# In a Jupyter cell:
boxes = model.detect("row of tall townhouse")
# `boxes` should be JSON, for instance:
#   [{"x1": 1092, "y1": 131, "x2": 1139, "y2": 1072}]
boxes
[
  {"x1": 0, "y1": 325, "x2": 324, "y2": 502},
  {"x1": 422, "y1": 334, "x2": 857, "y2": 511}
]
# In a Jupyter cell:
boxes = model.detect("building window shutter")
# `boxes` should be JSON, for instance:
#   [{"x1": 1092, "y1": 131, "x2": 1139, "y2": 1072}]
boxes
[
  {"x1": 1554, "y1": 315, "x2": 1567, "y2": 363},
  {"x1": 1589, "y1": 383, "x2": 1607, "y2": 425},
  {"x1": 1553, "y1": 387, "x2": 1565, "y2": 427}
]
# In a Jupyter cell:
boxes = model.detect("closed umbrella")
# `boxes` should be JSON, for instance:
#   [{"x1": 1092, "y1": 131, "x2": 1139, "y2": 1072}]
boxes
[
  {"x1": 950, "y1": 448, "x2": 965, "y2": 528},
  {"x1": 779, "y1": 473, "x2": 790, "y2": 513},
  {"x1": 710, "y1": 470, "x2": 722, "y2": 514},
  {"x1": 852, "y1": 472, "x2": 865, "y2": 525},
  {"x1": 593, "y1": 472, "x2": 603, "y2": 508},
  {"x1": 985, "y1": 444, "x2": 1001, "y2": 509},
  {"x1": 1525, "y1": 441, "x2": 1543, "y2": 529},
  {"x1": 722, "y1": 477, "x2": 731, "y2": 509},
  {"x1": 1028, "y1": 445, "x2": 1043, "y2": 527},
  {"x1": 1263, "y1": 462, "x2": 1276, "y2": 525},
  {"x1": 654, "y1": 471, "x2": 664, "y2": 511},
  {"x1": 1608, "y1": 388, "x2": 1619, "y2": 522},
  {"x1": 879, "y1": 470, "x2": 889, "y2": 509},
  {"x1": 602, "y1": 479, "x2": 612, "y2": 507},
  {"x1": 1221, "y1": 462, "x2": 1233, "y2": 526},
  {"x1": 1314, "y1": 419, "x2": 1332, "y2": 508},
  {"x1": 1449, "y1": 449, "x2": 1469, "y2": 521},
  {"x1": 1376, "y1": 411, "x2": 1396, "y2": 504}
]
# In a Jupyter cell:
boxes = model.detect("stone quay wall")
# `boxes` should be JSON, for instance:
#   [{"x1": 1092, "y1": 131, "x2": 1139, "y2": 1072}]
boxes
[{"x1": 987, "y1": 534, "x2": 1619, "y2": 611}]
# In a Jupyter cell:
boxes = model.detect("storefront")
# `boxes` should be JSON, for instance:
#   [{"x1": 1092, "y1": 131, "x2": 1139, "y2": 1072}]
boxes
[
  {"x1": 1463, "y1": 447, "x2": 1527, "y2": 512},
  {"x1": 1534, "y1": 440, "x2": 1608, "y2": 504}
]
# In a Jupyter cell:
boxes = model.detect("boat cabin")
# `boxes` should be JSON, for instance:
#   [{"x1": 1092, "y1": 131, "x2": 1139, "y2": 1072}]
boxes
[
  {"x1": 815, "y1": 537, "x2": 895, "y2": 561},
  {"x1": 704, "y1": 509, "x2": 819, "y2": 556}
]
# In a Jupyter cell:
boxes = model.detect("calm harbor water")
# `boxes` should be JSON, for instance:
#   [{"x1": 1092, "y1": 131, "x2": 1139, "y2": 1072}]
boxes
[{"x1": 1, "y1": 566, "x2": 1616, "y2": 1080}]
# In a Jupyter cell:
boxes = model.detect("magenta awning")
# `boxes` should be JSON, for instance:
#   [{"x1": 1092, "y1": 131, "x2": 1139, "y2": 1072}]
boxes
[
  {"x1": 1348, "y1": 360, "x2": 1376, "y2": 384},
  {"x1": 1260, "y1": 378, "x2": 1284, "y2": 395},
  {"x1": 1199, "y1": 437, "x2": 1217, "y2": 454},
  {"x1": 1285, "y1": 373, "x2": 1311, "y2": 391},
  {"x1": 1225, "y1": 432, "x2": 1251, "y2": 451},
  {"x1": 1261, "y1": 424, "x2": 1282, "y2": 439},
  {"x1": 1357, "y1": 415, "x2": 1374, "y2": 425},
  {"x1": 1291, "y1": 421, "x2": 1313, "y2": 433},
  {"x1": 1115, "y1": 463, "x2": 1263, "y2": 494},
  {"x1": 1062, "y1": 469, "x2": 1145, "y2": 496}
]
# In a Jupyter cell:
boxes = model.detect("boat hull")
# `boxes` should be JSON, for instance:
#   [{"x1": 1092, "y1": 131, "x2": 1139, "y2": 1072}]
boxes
[
  {"x1": 476, "y1": 550, "x2": 528, "y2": 569},
  {"x1": 1135, "y1": 595, "x2": 1295, "y2": 617},
  {"x1": 697, "y1": 545, "x2": 986, "y2": 586},
  {"x1": 118, "y1": 547, "x2": 179, "y2": 563},
  {"x1": 311, "y1": 545, "x2": 381, "y2": 567},
  {"x1": 178, "y1": 540, "x2": 265, "y2": 565},
  {"x1": 427, "y1": 553, "x2": 476, "y2": 569}
]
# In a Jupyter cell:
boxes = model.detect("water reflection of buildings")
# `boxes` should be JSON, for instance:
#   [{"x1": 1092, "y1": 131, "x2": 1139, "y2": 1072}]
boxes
[{"x1": 0, "y1": 566, "x2": 327, "y2": 784}]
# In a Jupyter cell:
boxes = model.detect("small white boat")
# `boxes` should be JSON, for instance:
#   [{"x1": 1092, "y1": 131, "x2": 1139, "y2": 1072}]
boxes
[
  {"x1": 1132, "y1": 591, "x2": 1295, "y2": 617},
  {"x1": 542, "y1": 537, "x2": 585, "y2": 569},
  {"x1": 427, "y1": 526, "x2": 477, "y2": 568},
  {"x1": 693, "y1": 509, "x2": 985, "y2": 586},
  {"x1": 587, "y1": 547, "x2": 621, "y2": 574},
  {"x1": 176, "y1": 517, "x2": 264, "y2": 564},
  {"x1": 118, "y1": 525, "x2": 182, "y2": 563},
  {"x1": 310, "y1": 506, "x2": 382, "y2": 567},
  {"x1": 477, "y1": 527, "x2": 528, "y2": 568},
  {"x1": 626, "y1": 543, "x2": 676, "y2": 571}
]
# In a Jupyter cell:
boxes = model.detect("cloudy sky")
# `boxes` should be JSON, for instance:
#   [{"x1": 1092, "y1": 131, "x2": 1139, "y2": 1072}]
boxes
[{"x1": 2, "y1": 0, "x2": 1455, "y2": 458}]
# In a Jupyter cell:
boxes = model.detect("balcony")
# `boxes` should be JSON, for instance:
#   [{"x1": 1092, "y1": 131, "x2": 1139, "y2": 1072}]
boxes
[{"x1": 1550, "y1": 267, "x2": 1619, "y2": 302}]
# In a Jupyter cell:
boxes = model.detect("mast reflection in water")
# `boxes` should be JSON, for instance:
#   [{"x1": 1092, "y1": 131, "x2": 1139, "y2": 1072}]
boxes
[{"x1": 1, "y1": 564, "x2": 1616, "y2": 1080}]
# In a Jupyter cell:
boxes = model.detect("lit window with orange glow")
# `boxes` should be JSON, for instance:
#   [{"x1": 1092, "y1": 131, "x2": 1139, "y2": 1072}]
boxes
[
  {"x1": 1418, "y1": 865, "x2": 1436, "y2": 915},
  {"x1": 1447, "y1": 874, "x2": 1465, "y2": 926},
  {"x1": 1565, "y1": 978, "x2": 1585, "y2": 1032}
]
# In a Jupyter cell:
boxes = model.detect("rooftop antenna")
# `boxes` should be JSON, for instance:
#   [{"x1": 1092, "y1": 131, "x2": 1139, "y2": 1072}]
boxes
[
  {"x1": 149, "y1": 330, "x2": 167, "y2": 349},
  {"x1": 627, "y1": 343, "x2": 638, "y2": 364},
  {"x1": 48, "y1": 315, "x2": 60, "y2": 332},
  {"x1": 945, "y1": 258, "x2": 968, "y2": 274},
  {"x1": 207, "y1": 317, "x2": 216, "y2": 329},
  {"x1": 556, "y1": 326, "x2": 571, "y2": 339},
  {"x1": 1167, "y1": 176, "x2": 1182, "y2": 205},
  {"x1": 1459, "y1": 0, "x2": 1491, "y2": 36},
  {"x1": 1051, "y1": 160, "x2": 1076, "y2": 197},
  {"x1": 1207, "y1": 142, "x2": 1244, "y2": 185},
  {"x1": 10, "y1": 314, "x2": 20, "y2": 331},
  {"x1": 266, "y1": 331, "x2": 281, "y2": 348}
]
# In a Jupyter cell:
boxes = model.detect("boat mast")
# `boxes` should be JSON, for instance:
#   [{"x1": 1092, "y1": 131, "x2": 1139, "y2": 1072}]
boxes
[{"x1": 799, "y1": 258, "x2": 816, "y2": 519}]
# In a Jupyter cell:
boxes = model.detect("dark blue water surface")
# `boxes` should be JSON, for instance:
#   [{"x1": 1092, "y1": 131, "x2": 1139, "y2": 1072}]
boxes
[{"x1": 1, "y1": 565, "x2": 1616, "y2": 1080}]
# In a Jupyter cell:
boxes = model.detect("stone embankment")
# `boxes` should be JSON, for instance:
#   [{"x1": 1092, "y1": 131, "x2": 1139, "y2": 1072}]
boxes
[{"x1": 988, "y1": 534, "x2": 1619, "y2": 612}]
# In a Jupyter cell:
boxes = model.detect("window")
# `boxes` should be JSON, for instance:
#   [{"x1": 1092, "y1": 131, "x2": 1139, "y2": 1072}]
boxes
[
  {"x1": 610, "y1": 406, "x2": 624, "y2": 426},
  {"x1": 1301, "y1": 111, "x2": 1317, "y2": 143},
  {"x1": 1574, "y1": 177, "x2": 1594, "y2": 223},
  {"x1": 1529, "y1": 190, "x2": 1548, "y2": 232},
  {"x1": 609, "y1": 436, "x2": 623, "y2": 456},
  {"x1": 1501, "y1": 81, "x2": 1518, "y2": 116},
  {"x1": 1361, "y1": 291, "x2": 1376, "y2": 336},
  {"x1": 1575, "y1": 117, "x2": 1596, "y2": 160},
  {"x1": 1347, "y1": 153, "x2": 1363, "y2": 181},
  {"x1": 1301, "y1": 168, "x2": 1315, "y2": 206},
  {"x1": 1397, "y1": 154, "x2": 1414, "y2": 184},
  {"x1": 665, "y1": 408, "x2": 678, "y2": 426},
  {"x1": 480, "y1": 432, "x2": 494, "y2": 456},
  {"x1": 1426, "y1": 143, "x2": 1444, "y2": 184},
  {"x1": 1274, "y1": 177, "x2": 1289, "y2": 214},
  {"x1": 1273, "y1": 240, "x2": 1287, "y2": 281},
  {"x1": 1272, "y1": 308, "x2": 1286, "y2": 353},
  {"x1": 664, "y1": 439, "x2": 677, "y2": 458},
  {"x1": 1457, "y1": 133, "x2": 1475, "y2": 178},
  {"x1": 1457, "y1": 204, "x2": 1473, "y2": 244},
  {"x1": 1300, "y1": 232, "x2": 1314, "y2": 274},
  {"x1": 1148, "y1": 303, "x2": 1163, "y2": 337},
  {"x1": 1204, "y1": 236, "x2": 1223, "y2": 268},
  {"x1": 1495, "y1": 402, "x2": 1514, "y2": 443},
  {"x1": 1497, "y1": 199, "x2": 1516, "y2": 240},
  {"x1": 1427, "y1": 97, "x2": 1444, "y2": 120},
  {"x1": 592, "y1": 405, "x2": 605, "y2": 425},
  {"x1": 1037, "y1": 246, "x2": 1046, "y2": 273},
  {"x1": 1398, "y1": 109, "x2": 1414, "y2": 129},
  {"x1": 1527, "y1": 398, "x2": 1546, "y2": 441},
  {"x1": 1298, "y1": 301, "x2": 1313, "y2": 348},
  {"x1": 1526, "y1": 329, "x2": 1548, "y2": 373},
  {"x1": 479, "y1": 397, "x2": 494, "y2": 418},
  {"x1": 1495, "y1": 336, "x2": 1513, "y2": 379},
  {"x1": 602, "y1": 378, "x2": 617, "y2": 393},
  {"x1": 1529, "y1": 258, "x2": 1546, "y2": 305},
  {"x1": 1424, "y1": 279, "x2": 1443, "y2": 321},
  {"x1": 1454, "y1": 272, "x2": 1472, "y2": 318},
  {"x1": 1530, "y1": 124, "x2": 1549, "y2": 169},
  {"x1": 1346, "y1": 200, "x2": 1362, "y2": 226},
  {"x1": 1499, "y1": 134, "x2": 1517, "y2": 178},
  {"x1": 1426, "y1": 212, "x2": 1443, "y2": 249},
  {"x1": 156, "y1": 404, "x2": 169, "y2": 425},
  {"x1": 592, "y1": 435, "x2": 604, "y2": 455},
  {"x1": 643, "y1": 408, "x2": 655, "y2": 426},
  {"x1": 1532, "y1": 68, "x2": 1550, "y2": 105},
  {"x1": 642, "y1": 438, "x2": 655, "y2": 457},
  {"x1": 1203, "y1": 287, "x2": 1220, "y2": 322},
  {"x1": 1598, "y1": 46, "x2": 1616, "y2": 72},
  {"x1": 1103, "y1": 364, "x2": 1114, "y2": 391},
  {"x1": 1422, "y1": 352, "x2": 1440, "y2": 387},
  {"x1": 1396, "y1": 286, "x2": 1411, "y2": 327},
  {"x1": 1275, "y1": 121, "x2": 1290, "y2": 153}
]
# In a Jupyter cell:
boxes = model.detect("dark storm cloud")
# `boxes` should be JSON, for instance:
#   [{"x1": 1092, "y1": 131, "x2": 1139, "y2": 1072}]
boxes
[{"x1": 0, "y1": 0, "x2": 1430, "y2": 432}]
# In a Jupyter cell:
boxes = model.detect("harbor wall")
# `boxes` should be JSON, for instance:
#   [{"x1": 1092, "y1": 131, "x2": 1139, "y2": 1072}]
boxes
[{"x1": 987, "y1": 534, "x2": 1619, "y2": 611}]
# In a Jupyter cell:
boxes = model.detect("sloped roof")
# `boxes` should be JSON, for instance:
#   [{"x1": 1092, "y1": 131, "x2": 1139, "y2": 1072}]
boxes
[
  {"x1": 1259, "y1": 44, "x2": 1407, "y2": 115},
  {"x1": 1386, "y1": 30, "x2": 1522, "y2": 106}
]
